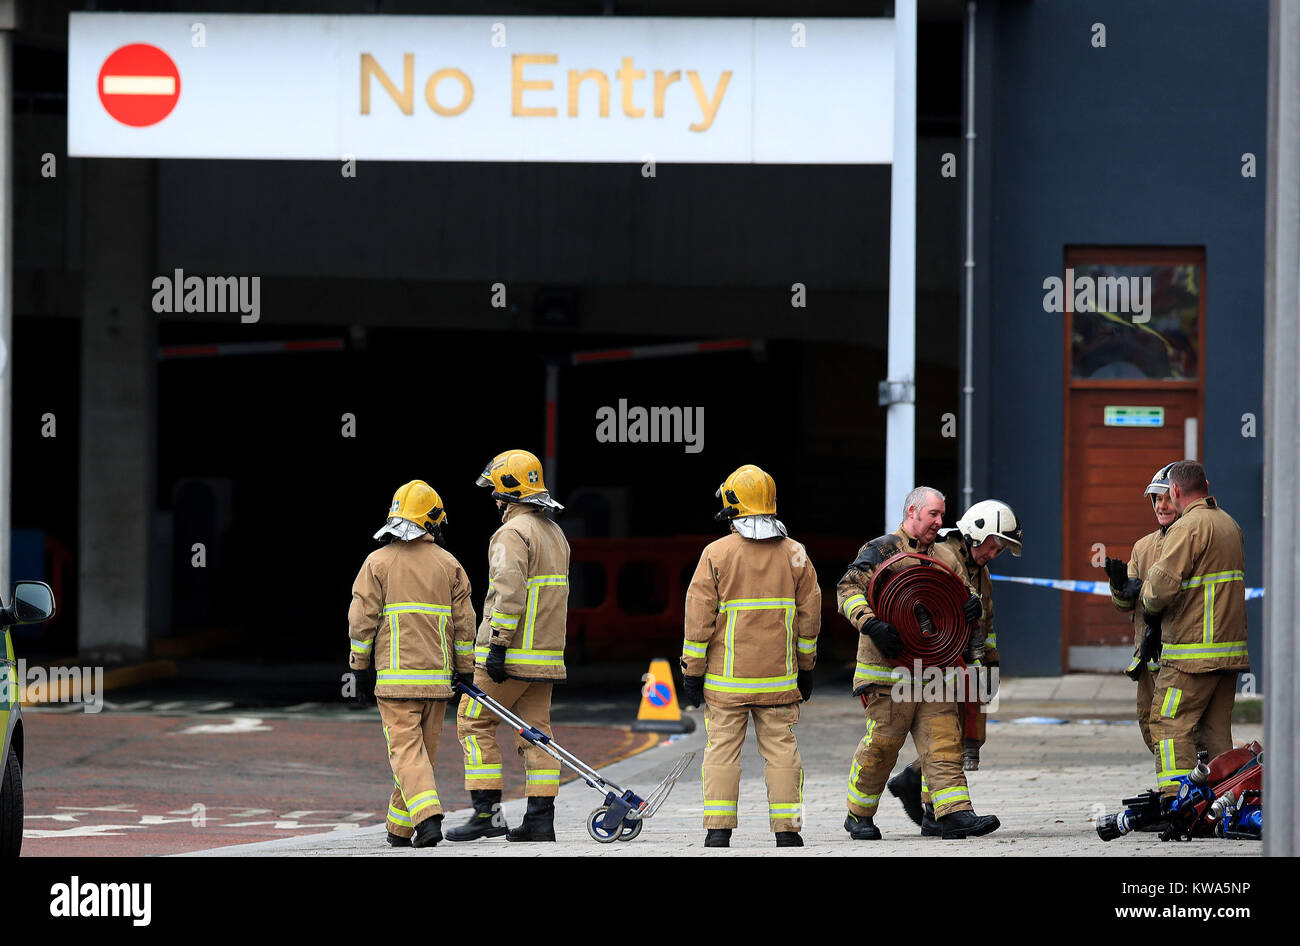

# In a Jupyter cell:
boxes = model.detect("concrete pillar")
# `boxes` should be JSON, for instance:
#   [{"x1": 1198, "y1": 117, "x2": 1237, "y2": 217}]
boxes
[
  {"x1": 77, "y1": 159, "x2": 155, "y2": 663},
  {"x1": 1263, "y1": 0, "x2": 1300, "y2": 858},
  {"x1": 0, "y1": 2, "x2": 14, "y2": 595}
]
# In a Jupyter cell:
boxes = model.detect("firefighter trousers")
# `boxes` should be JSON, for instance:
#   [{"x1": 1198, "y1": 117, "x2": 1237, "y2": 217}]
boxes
[
  {"x1": 1136, "y1": 662, "x2": 1205, "y2": 757},
  {"x1": 1150, "y1": 667, "x2": 1237, "y2": 793},
  {"x1": 456, "y1": 670, "x2": 559, "y2": 796},
  {"x1": 847, "y1": 685, "x2": 972, "y2": 819},
  {"x1": 701, "y1": 701, "x2": 803, "y2": 832},
  {"x1": 378, "y1": 697, "x2": 446, "y2": 837}
]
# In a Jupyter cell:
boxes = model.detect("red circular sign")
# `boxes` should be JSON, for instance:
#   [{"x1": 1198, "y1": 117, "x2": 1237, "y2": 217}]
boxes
[{"x1": 98, "y1": 44, "x2": 181, "y2": 127}]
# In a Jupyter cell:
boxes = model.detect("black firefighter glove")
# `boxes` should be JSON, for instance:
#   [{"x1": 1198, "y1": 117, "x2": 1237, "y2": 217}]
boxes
[
  {"x1": 351, "y1": 666, "x2": 375, "y2": 706},
  {"x1": 681, "y1": 674, "x2": 705, "y2": 709},
  {"x1": 1103, "y1": 556, "x2": 1130, "y2": 592},
  {"x1": 861, "y1": 617, "x2": 903, "y2": 659},
  {"x1": 1140, "y1": 611, "x2": 1164, "y2": 665},
  {"x1": 962, "y1": 594, "x2": 983, "y2": 625},
  {"x1": 798, "y1": 670, "x2": 814, "y2": 703},
  {"x1": 485, "y1": 644, "x2": 509, "y2": 684}
]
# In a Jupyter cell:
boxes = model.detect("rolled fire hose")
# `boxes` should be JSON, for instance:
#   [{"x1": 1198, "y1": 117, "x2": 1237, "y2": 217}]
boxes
[{"x1": 867, "y1": 552, "x2": 972, "y2": 668}]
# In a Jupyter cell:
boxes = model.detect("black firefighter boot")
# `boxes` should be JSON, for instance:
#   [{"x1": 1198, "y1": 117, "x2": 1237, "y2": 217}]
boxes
[
  {"x1": 704, "y1": 828, "x2": 732, "y2": 847},
  {"x1": 936, "y1": 808, "x2": 1001, "y2": 839},
  {"x1": 507, "y1": 796, "x2": 557, "y2": 842},
  {"x1": 775, "y1": 832, "x2": 803, "y2": 847},
  {"x1": 843, "y1": 813, "x2": 882, "y2": 840},
  {"x1": 445, "y1": 790, "x2": 508, "y2": 842},
  {"x1": 887, "y1": 762, "x2": 925, "y2": 826},
  {"x1": 412, "y1": 814, "x2": 443, "y2": 848},
  {"x1": 386, "y1": 832, "x2": 412, "y2": 848},
  {"x1": 920, "y1": 803, "x2": 942, "y2": 837}
]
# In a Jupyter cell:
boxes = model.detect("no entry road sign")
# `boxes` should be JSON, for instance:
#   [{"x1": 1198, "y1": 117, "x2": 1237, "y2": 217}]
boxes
[{"x1": 97, "y1": 43, "x2": 181, "y2": 127}]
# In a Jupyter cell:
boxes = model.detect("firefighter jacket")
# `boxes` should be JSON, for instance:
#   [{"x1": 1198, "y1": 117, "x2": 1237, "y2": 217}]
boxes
[
  {"x1": 930, "y1": 531, "x2": 996, "y2": 665},
  {"x1": 349, "y1": 534, "x2": 477, "y2": 700},
  {"x1": 478, "y1": 503, "x2": 571, "y2": 682},
  {"x1": 681, "y1": 530, "x2": 821, "y2": 707},
  {"x1": 837, "y1": 525, "x2": 948, "y2": 693},
  {"x1": 1116, "y1": 527, "x2": 1166, "y2": 674},
  {"x1": 1140, "y1": 497, "x2": 1248, "y2": 673}
]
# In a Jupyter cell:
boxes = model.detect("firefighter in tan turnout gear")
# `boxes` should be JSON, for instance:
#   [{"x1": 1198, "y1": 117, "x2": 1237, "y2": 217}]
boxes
[
  {"x1": 837, "y1": 486, "x2": 1001, "y2": 840},
  {"x1": 678, "y1": 465, "x2": 820, "y2": 849},
  {"x1": 348, "y1": 480, "x2": 476, "y2": 849},
  {"x1": 446, "y1": 449, "x2": 571, "y2": 843},
  {"x1": 1137, "y1": 461, "x2": 1249, "y2": 794},
  {"x1": 887, "y1": 499, "x2": 1022, "y2": 833},
  {"x1": 1104, "y1": 462, "x2": 1189, "y2": 754}
]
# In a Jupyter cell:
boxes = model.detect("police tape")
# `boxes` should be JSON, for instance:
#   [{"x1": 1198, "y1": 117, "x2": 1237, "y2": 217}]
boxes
[{"x1": 988, "y1": 574, "x2": 1265, "y2": 601}]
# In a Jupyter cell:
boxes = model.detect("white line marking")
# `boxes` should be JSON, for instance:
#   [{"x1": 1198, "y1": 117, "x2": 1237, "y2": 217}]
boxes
[{"x1": 102, "y1": 75, "x2": 175, "y2": 95}]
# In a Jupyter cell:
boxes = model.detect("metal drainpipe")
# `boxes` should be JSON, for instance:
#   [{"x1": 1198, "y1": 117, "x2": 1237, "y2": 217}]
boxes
[{"x1": 961, "y1": 1, "x2": 977, "y2": 512}]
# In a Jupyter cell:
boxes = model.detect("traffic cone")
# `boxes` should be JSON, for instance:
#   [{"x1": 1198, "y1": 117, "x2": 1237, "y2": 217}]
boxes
[{"x1": 631, "y1": 658, "x2": 696, "y2": 733}]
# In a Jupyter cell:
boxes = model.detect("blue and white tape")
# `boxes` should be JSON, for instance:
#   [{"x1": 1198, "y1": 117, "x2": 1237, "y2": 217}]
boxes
[{"x1": 989, "y1": 574, "x2": 1264, "y2": 601}]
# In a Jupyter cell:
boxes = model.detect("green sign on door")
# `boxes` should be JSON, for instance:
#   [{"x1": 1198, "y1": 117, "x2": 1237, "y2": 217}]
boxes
[{"x1": 1103, "y1": 406, "x2": 1165, "y2": 427}]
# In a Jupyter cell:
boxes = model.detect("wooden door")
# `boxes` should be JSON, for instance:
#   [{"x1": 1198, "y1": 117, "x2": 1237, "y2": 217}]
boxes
[{"x1": 1061, "y1": 248, "x2": 1205, "y2": 671}]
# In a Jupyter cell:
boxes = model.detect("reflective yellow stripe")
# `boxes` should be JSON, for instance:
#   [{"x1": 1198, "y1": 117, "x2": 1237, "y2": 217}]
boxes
[
  {"x1": 405, "y1": 790, "x2": 440, "y2": 815},
  {"x1": 525, "y1": 769, "x2": 560, "y2": 784},
  {"x1": 985, "y1": 633, "x2": 997, "y2": 649},
  {"x1": 387, "y1": 805, "x2": 413, "y2": 826},
  {"x1": 381, "y1": 602, "x2": 453, "y2": 615},
  {"x1": 1162, "y1": 641, "x2": 1248, "y2": 659},
  {"x1": 377, "y1": 669, "x2": 453, "y2": 684},
  {"x1": 682, "y1": 640, "x2": 708, "y2": 660},
  {"x1": 718, "y1": 597, "x2": 796, "y2": 610},
  {"x1": 474, "y1": 644, "x2": 564, "y2": 665},
  {"x1": 1161, "y1": 687, "x2": 1182, "y2": 718},
  {"x1": 350, "y1": 638, "x2": 373, "y2": 653},
  {"x1": 842, "y1": 594, "x2": 867, "y2": 618},
  {"x1": 931, "y1": 786, "x2": 970, "y2": 805},
  {"x1": 490, "y1": 610, "x2": 521, "y2": 629},
  {"x1": 453, "y1": 640, "x2": 474, "y2": 653},
  {"x1": 796, "y1": 636, "x2": 817, "y2": 654},
  {"x1": 1180, "y1": 571, "x2": 1245, "y2": 589},
  {"x1": 523, "y1": 575, "x2": 567, "y2": 650},
  {"x1": 703, "y1": 672, "x2": 798, "y2": 694}
]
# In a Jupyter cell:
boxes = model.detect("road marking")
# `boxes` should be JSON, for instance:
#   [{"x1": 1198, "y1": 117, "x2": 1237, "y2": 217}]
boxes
[{"x1": 177, "y1": 716, "x2": 272, "y2": 734}]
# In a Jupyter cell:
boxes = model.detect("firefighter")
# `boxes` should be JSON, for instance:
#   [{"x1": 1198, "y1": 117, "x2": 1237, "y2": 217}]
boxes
[
  {"x1": 678, "y1": 465, "x2": 821, "y2": 849},
  {"x1": 348, "y1": 480, "x2": 476, "y2": 849},
  {"x1": 1140, "y1": 461, "x2": 1248, "y2": 795},
  {"x1": 1104, "y1": 463, "x2": 1183, "y2": 753},
  {"x1": 446, "y1": 449, "x2": 570, "y2": 843},
  {"x1": 836, "y1": 486, "x2": 1001, "y2": 840},
  {"x1": 887, "y1": 499, "x2": 1022, "y2": 833}
]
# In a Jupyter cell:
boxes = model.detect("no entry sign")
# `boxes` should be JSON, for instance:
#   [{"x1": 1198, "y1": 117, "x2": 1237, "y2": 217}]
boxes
[{"x1": 97, "y1": 43, "x2": 180, "y2": 127}]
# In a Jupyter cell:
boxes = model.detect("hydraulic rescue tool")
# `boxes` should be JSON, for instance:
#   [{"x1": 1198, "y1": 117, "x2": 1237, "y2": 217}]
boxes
[
  {"x1": 1096, "y1": 741, "x2": 1263, "y2": 842},
  {"x1": 454, "y1": 678, "x2": 694, "y2": 843}
]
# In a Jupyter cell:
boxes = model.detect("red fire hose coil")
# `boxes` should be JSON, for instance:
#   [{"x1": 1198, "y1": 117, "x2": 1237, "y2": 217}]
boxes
[{"x1": 867, "y1": 552, "x2": 972, "y2": 668}]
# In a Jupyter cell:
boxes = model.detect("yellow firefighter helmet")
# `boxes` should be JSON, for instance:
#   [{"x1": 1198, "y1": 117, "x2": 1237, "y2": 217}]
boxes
[
  {"x1": 714, "y1": 464, "x2": 777, "y2": 521},
  {"x1": 475, "y1": 449, "x2": 563, "y2": 509},
  {"x1": 388, "y1": 479, "x2": 447, "y2": 534}
]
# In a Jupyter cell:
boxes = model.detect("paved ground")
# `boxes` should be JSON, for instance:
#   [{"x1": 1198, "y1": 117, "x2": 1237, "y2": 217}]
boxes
[
  {"x1": 187, "y1": 676, "x2": 1264, "y2": 858},
  {"x1": 20, "y1": 701, "x2": 653, "y2": 856}
]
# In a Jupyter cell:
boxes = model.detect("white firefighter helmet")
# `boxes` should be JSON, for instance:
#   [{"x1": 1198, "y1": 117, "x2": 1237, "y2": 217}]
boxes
[
  {"x1": 1144, "y1": 462, "x2": 1177, "y2": 505},
  {"x1": 954, "y1": 499, "x2": 1023, "y2": 557}
]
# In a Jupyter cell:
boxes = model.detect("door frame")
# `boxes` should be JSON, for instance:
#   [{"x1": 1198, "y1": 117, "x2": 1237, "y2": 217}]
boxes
[{"x1": 1060, "y1": 246, "x2": 1207, "y2": 672}]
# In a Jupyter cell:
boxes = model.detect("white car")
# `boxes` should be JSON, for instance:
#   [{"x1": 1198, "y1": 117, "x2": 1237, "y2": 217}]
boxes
[{"x1": 2, "y1": 581, "x2": 56, "y2": 857}]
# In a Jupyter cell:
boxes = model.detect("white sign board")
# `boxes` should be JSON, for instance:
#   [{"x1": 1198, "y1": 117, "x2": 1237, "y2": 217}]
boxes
[{"x1": 69, "y1": 14, "x2": 893, "y2": 163}]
